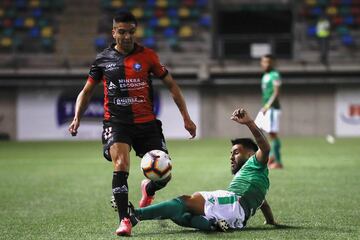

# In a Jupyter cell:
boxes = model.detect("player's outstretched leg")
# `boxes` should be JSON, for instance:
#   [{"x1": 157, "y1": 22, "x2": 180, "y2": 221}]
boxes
[
  {"x1": 139, "y1": 175, "x2": 171, "y2": 207},
  {"x1": 112, "y1": 171, "x2": 132, "y2": 236}
]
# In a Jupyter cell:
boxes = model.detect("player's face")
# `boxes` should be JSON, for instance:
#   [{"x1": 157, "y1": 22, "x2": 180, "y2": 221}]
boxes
[
  {"x1": 260, "y1": 57, "x2": 272, "y2": 72},
  {"x1": 230, "y1": 144, "x2": 250, "y2": 174},
  {"x1": 112, "y1": 22, "x2": 136, "y2": 53}
]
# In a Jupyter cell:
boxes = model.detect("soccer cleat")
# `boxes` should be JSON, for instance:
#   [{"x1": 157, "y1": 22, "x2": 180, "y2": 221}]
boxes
[
  {"x1": 139, "y1": 179, "x2": 154, "y2": 208},
  {"x1": 110, "y1": 195, "x2": 118, "y2": 212},
  {"x1": 115, "y1": 218, "x2": 132, "y2": 236},
  {"x1": 128, "y1": 201, "x2": 140, "y2": 227},
  {"x1": 216, "y1": 219, "x2": 230, "y2": 232}
]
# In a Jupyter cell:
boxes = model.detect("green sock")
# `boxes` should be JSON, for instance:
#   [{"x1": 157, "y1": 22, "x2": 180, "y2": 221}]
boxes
[
  {"x1": 135, "y1": 197, "x2": 186, "y2": 220},
  {"x1": 271, "y1": 138, "x2": 282, "y2": 163},
  {"x1": 189, "y1": 215, "x2": 213, "y2": 231},
  {"x1": 171, "y1": 212, "x2": 192, "y2": 228},
  {"x1": 172, "y1": 213, "x2": 214, "y2": 231}
]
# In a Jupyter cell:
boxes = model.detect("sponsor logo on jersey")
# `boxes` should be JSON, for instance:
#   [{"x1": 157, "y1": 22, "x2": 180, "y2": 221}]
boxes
[
  {"x1": 133, "y1": 62, "x2": 142, "y2": 72},
  {"x1": 105, "y1": 63, "x2": 117, "y2": 72},
  {"x1": 109, "y1": 82, "x2": 117, "y2": 90},
  {"x1": 113, "y1": 96, "x2": 146, "y2": 106},
  {"x1": 118, "y1": 78, "x2": 147, "y2": 89}
]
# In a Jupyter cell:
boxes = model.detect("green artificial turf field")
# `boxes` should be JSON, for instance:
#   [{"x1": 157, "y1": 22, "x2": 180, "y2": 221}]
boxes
[{"x1": 0, "y1": 138, "x2": 359, "y2": 239}]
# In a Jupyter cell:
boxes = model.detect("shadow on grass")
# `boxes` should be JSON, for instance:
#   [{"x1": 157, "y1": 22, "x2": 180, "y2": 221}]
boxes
[
  {"x1": 242, "y1": 224, "x2": 304, "y2": 231},
  {"x1": 134, "y1": 224, "x2": 303, "y2": 238}
]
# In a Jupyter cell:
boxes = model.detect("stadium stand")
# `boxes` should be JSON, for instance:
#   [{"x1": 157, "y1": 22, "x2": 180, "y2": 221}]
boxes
[
  {"x1": 0, "y1": 0, "x2": 359, "y2": 69},
  {"x1": 0, "y1": 0, "x2": 64, "y2": 67},
  {"x1": 297, "y1": 0, "x2": 360, "y2": 62},
  {"x1": 95, "y1": 0, "x2": 212, "y2": 66}
]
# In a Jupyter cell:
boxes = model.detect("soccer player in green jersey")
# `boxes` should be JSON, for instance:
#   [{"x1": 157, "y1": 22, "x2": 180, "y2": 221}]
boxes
[
  {"x1": 124, "y1": 108, "x2": 277, "y2": 232},
  {"x1": 255, "y1": 54, "x2": 283, "y2": 169}
]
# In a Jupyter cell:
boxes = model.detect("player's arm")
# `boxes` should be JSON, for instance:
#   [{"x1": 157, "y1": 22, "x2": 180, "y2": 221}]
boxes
[
  {"x1": 68, "y1": 80, "x2": 98, "y2": 136},
  {"x1": 260, "y1": 199, "x2": 278, "y2": 225},
  {"x1": 262, "y1": 80, "x2": 281, "y2": 113},
  {"x1": 231, "y1": 108, "x2": 270, "y2": 164},
  {"x1": 161, "y1": 73, "x2": 197, "y2": 139}
]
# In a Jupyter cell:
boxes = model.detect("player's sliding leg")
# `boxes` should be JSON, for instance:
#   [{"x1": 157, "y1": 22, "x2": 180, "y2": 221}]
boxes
[
  {"x1": 110, "y1": 143, "x2": 132, "y2": 236},
  {"x1": 129, "y1": 200, "x2": 228, "y2": 232},
  {"x1": 140, "y1": 175, "x2": 171, "y2": 207},
  {"x1": 136, "y1": 197, "x2": 187, "y2": 220}
]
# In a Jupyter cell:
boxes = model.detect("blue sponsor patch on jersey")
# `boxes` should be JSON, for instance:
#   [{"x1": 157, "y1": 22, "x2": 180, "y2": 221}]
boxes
[{"x1": 133, "y1": 63, "x2": 142, "y2": 72}]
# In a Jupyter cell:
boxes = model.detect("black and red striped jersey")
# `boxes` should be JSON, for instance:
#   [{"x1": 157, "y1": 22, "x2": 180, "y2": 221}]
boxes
[{"x1": 87, "y1": 43, "x2": 168, "y2": 124}]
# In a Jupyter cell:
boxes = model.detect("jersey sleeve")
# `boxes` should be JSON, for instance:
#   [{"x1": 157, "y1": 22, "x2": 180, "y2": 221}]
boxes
[
  {"x1": 87, "y1": 58, "x2": 103, "y2": 84},
  {"x1": 272, "y1": 72, "x2": 281, "y2": 86},
  {"x1": 148, "y1": 50, "x2": 168, "y2": 79},
  {"x1": 250, "y1": 155, "x2": 268, "y2": 169}
]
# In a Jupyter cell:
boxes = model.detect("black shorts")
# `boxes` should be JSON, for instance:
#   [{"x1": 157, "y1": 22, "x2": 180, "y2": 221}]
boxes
[{"x1": 102, "y1": 119, "x2": 168, "y2": 161}]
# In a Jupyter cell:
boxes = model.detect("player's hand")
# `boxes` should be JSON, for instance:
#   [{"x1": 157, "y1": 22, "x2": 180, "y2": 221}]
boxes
[
  {"x1": 264, "y1": 220, "x2": 281, "y2": 227},
  {"x1": 231, "y1": 108, "x2": 252, "y2": 125},
  {"x1": 68, "y1": 118, "x2": 80, "y2": 136},
  {"x1": 184, "y1": 118, "x2": 196, "y2": 139},
  {"x1": 261, "y1": 106, "x2": 269, "y2": 115}
]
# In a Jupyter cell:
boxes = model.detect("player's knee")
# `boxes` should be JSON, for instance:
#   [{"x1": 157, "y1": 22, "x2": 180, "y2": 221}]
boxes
[
  {"x1": 178, "y1": 195, "x2": 191, "y2": 205},
  {"x1": 113, "y1": 158, "x2": 129, "y2": 171}
]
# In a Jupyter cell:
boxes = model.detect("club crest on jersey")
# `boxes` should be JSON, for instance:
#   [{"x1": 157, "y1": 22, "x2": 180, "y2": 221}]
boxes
[{"x1": 133, "y1": 63, "x2": 142, "y2": 72}]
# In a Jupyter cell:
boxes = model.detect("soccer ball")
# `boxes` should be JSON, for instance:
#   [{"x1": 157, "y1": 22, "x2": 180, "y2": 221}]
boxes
[{"x1": 141, "y1": 150, "x2": 172, "y2": 181}]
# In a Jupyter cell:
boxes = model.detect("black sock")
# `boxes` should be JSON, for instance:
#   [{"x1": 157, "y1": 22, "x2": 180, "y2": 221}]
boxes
[
  {"x1": 146, "y1": 175, "x2": 171, "y2": 196},
  {"x1": 112, "y1": 171, "x2": 129, "y2": 221}
]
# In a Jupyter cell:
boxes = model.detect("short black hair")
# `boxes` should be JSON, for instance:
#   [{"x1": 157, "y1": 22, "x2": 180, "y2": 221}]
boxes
[
  {"x1": 113, "y1": 11, "x2": 137, "y2": 26},
  {"x1": 263, "y1": 54, "x2": 275, "y2": 60},
  {"x1": 231, "y1": 138, "x2": 258, "y2": 152}
]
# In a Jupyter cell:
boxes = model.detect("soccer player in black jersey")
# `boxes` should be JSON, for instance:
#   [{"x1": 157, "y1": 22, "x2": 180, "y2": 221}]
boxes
[{"x1": 68, "y1": 11, "x2": 196, "y2": 236}]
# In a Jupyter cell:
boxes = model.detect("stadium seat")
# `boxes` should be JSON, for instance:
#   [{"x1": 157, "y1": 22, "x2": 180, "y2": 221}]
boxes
[
  {"x1": 146, "y1": 0, "x2": 156, "y2": 7},
  {"x1": 179, "y1": 25, "x2": 193, "y2": 38},
  {"x1": 135, "y1": 26, "x2": 144, "y2": 38},
  {"x1": 196, "y1": 0, "x2": 208, "y2": 7},
  {"x1": 0, "y1": 37, "x2": 12, "y2": 47},
  {"x1": 199, "y1": 15, "x2": 211, "y2": 27},
  {"x1": 95, "y1": 0, "x2": 210, "y2": 54},
  {"x1": 148, "y1": 17, "x2": 158, "y2": 28},
  {"x1": 41, "y1": 26, "x2": 53, "y2": 38},
  {"x1": 305, "y1": 0, "x2": 317, "y2": 6},
  {"x1": 32, "y1": 8, "x2": 42, "y2": 18},
  {"x1": 158, "y1": 17, "x2": 170, "y2": 27},
  {"x1": 307, "y1": 25, "x2": 317, "y2": 37},
  {"x1": 111, "y1": 0, "x2": 124, "y2": 8},
  {"x1": 143, "y1": 37, "x2": 156, "y2": 48},
  {"x1": 156, "y1": 0, "x2": 168, "y2": 8},
  {"x1": 163, "y1": 27, "x2": 176, "y2": 38},
  {"x1": 167, "y1": 8, "x2": 178, "y2": 18},
  {"x1": 95, "y1": 35, "x2": 108, "y2": 52},
  {"x1": 131, "y1": 7, "x2": 144, "y2": 19},
  {"x1": 341, "y1": 34, "x2": 354, "y2": 45},
  {"x1": 29, "y1": 27, "x2": 40, "y2": 38},
  {"x1": 310, "y1": 7, "x2": 323, "y2": 16},
  {"x1": 344, "y1": 16, "x2": 354, "y2": 25},
  {"x1": 178, "y1": 7, "x2": 191, "y2": 18},
  {"x1": 326, "y1": 6, "x2": 338, "y2": 16},
  {"x1": 24, "y1": 17, "x2": 36, "y2": 28},
  {"x1": 336, "y1": 25, "x2": 350, "y2": 35},
  {"x1": 14, "y1": 18, "x2": 24, "y2": 28}
]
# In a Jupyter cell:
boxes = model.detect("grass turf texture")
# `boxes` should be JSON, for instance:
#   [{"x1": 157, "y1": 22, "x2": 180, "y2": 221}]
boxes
[{"x1": 0, "y1": 138, "x2": 359, "y2": 239}]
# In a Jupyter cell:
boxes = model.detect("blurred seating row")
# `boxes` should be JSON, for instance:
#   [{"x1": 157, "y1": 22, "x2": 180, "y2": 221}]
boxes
[
  {"x1": 0, "y1": 0, "x2": 64, "y2": 53},
  {"x1": 94, "y1": 0, "x2": 211, "y2": 52},
  {"x1": 301, "y1": 0, "x2": 360, "y2": 46}
]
